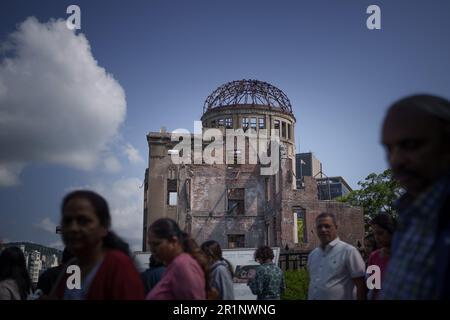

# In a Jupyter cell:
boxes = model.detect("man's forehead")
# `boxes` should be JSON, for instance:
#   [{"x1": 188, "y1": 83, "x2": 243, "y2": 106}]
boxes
[
  {"x1": 316, "y1": 217, "x2": 334, "y2": 225},
  {"x1": 382, "y1": 106, "x2": 441, "y2": 142}
]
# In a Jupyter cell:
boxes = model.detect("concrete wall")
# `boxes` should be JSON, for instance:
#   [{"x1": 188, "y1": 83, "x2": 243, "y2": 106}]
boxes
[
  {"x1": 288, "y1": 177, "x2": 364, "y2": 251},
  {"x1": 144, "y1": 128, "x2": 364, "y2": 253},
  {"x1": 187, "y1": 164, "x2": 268, "y2": 249}
]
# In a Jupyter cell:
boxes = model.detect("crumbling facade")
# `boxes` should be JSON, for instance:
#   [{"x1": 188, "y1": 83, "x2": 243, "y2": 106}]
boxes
[{"x1": 142, "y1": 80, "x2": 364, "y2": 251}]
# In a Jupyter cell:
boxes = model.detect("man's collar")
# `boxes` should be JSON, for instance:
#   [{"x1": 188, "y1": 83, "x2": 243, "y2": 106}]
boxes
[
  {"x1": 329, "y1": 237, "x2": 340, "y2": 247},
  {"x1": 394, "y1": 171, "x2": 450, "y2": 224},
  {"x1": 321, "y1": 237, "x2": 340, "y2": 251},
  {"x1": 396, "y1": 171, "x2": 450, "y2": 209}
]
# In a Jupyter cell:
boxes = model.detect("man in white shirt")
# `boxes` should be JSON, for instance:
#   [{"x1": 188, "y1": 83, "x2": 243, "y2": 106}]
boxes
[{"x1": 307, "y1": 212, "x2": 366, "y2": 300}]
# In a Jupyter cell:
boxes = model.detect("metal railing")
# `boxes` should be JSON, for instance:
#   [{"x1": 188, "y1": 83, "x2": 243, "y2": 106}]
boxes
[{"x1": 278, "y1": 251, "x2": 310, "y2": 271}]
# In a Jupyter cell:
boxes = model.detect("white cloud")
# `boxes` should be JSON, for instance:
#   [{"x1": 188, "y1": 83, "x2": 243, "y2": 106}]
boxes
[
  {"x1": 0, "y1": 17, "x2": 126, "y2": 186},
  {"x1": 123, "y1": 143, "x2": 144, "y2": 164},
  {"x1": 69, "y1": 177, "x2": 144, "y2": 252},
  {"x1": 103, "y1": 155, "x2": 122, "y2": 173},
  {"x1": 0, "y1": 163, "x2": 23, "y2": 187},
  {"x1": 35, "y1": 217, "x2": 57, "y2": 234}
]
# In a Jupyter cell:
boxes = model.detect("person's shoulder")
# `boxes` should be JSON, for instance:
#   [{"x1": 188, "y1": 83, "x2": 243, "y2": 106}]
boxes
[
  {"x1": 152, "y1": 265, "x2": 166, "y2": 276},
  {"x1": 0, "y1": 279, "x2": 10, "y2": 289},
  {"x1": 337, "y1": 239, "x2": 358, "y2": 252},
  {"x1": 173, "y1": 252, "x2": 195, "y2": 266},
  {"x1": 172, "y1": 254, "x2": 204, "y2": 280},
  {"x1": 141, "y1": 268, "x2": 152, "y2": 277},
  {"x1": 367, "y1": 249, "x2": 377, "y2": 264},
  {"x1": 335, "y1": 240, "x2": 362, "y2": 259},
  {"x1": 271, "y1": 264, "x2": 283, "y2": 274},
  {"x1": 212, "y1": 264, "x2": 231, "y2": 278},
  {"x1": 105, "y1": 249, "x2": 134, "y2": 266},
  {"x1": 40, "y1": 265, "x2": 62, "y2": 278},
  {"x1": 369, "y1": 248, "x2": 382, "y2": 258},
  {"x1": 309, "y1": 247, "x2": 320, "y2": 257},
  {"x1": 0, "y1": 280, "x2": 14, "y2": 299},
  {"x1": 212, "y1": 260, "x2": 228, "y2": 271},
  {"x1": 308, "y1": 247, "x2": 323, "y2": 263},
  {"x1": 0, "y1": 279, "x2": 18, "y2": 288},
  {"x1": 106, "y1": 249, "x2": 129, "y2": 259},
  {"x1": 0, "y1": 279, "x2": 19, "y2": 295}
]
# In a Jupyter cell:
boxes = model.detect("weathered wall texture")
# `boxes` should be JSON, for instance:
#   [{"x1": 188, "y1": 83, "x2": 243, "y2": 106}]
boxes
[{"x1": 143, "y1": 133, "x2": 364, "y2": 252}]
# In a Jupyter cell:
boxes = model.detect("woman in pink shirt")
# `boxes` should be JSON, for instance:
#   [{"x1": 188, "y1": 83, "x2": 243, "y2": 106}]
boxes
[
  {"x1": 145, "y1": 218, "x2": 216, "y2": 300},
  {"x1": 368, "y1": 213, "x2": 397, "y2": 299}
]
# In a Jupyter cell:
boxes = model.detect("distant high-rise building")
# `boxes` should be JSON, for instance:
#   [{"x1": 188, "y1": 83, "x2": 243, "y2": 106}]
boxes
[
  {"x1": 296, "y1": 152, "x2": 321, "y2": 176},
  {"x1": 3, "y1": 242, "x2": 62, "y2": 283},
  {"x1": 295, "y1": 153, "x2": 353, "y2": 200},
  {"x1": 316, "y1": 176, "x2": 353, "y2": 200},
  {"x1": 28, "y1": 250, "x2": 41, "y2": 283},
  {"x1": 295, "y1": 152, "x2": 322, "y2": 189}
]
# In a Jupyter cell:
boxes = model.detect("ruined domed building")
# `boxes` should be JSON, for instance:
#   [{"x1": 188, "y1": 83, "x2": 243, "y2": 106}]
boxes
[{"x1": 142, "y1": 80, "x2": 364, "y2": 251}]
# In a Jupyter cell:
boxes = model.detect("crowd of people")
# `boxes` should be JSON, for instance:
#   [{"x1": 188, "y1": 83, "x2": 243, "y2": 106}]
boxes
[
  {"x1": 306, "y1": 93, "x2": 450, "y2": 300},
  {"x1": 0, "y1": 93, "x2": 449, "y2": 300},
  {"x1": 0, "y1": 202, "x2": 284, "y2": 300},
  {"x1": 0, "y1": 188, "x2": 284, "y2": 300}
]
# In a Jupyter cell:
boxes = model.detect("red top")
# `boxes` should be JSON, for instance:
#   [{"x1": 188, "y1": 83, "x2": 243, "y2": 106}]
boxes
[
  {"x1": 368, "y1": 249, "x2": 390, "y2": 281},
  {"x1": 146, "y1": 253, "x2": 206, "y2": 300},
  {"x1": 55, "y1": 249, "x2": 145, "y2": 300}
]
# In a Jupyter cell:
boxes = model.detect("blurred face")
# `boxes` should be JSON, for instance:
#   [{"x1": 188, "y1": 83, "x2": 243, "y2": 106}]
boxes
[
  {"x1": 61, "y1": 197, "x2": 107, "y2": 256},
  {"x1": 382, "y1": 106, "x2": 450, "y2": 197},
  {"x1": 147, "y1": 231, "x2": 181, "y2": 266},
  {"x1": 371, "y1": 224, "x2": 392, "y2": 248},
  {"x1": 316, "y1": 217, "x2": 338, "y2": 246},
  {"x1": 364, "y1": 238, "x2": 375, "y2": 254}
]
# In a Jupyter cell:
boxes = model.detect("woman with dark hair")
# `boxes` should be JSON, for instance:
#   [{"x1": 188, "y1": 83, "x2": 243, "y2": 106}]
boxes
[
  {"x1": 248, "y1": 246, "x2": 285, "y2": 300},
  {"x1": 52, "y1": 190, "x2": 144, "y2": 299},
  {"x1": 0, "y1": 247, "x2": 32, "y2": 300},
  {"x1": 145, "y1": 218, "x2": 217, "y2": 300},
  {"x1": 201, "y1": 240, "x2": 235, "y2": 300},
  {"x1": 368, "y1": 213, "x2": 397, "y2": 299}
]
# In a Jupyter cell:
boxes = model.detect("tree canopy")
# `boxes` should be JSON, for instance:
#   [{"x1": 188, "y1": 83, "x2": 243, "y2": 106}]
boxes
[{"x1": 337, "y1": 169, "x2": 402, "y2": 225}]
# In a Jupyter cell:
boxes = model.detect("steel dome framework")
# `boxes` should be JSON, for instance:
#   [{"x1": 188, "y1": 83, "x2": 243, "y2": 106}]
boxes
[{"x1": 203, "y1": 79, "x2": 293, "y2": 114}]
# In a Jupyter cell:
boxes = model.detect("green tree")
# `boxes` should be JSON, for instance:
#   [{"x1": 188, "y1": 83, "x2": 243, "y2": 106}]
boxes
[{"x1": 337, "y1": 169, "x2": 402, "y2": 227}]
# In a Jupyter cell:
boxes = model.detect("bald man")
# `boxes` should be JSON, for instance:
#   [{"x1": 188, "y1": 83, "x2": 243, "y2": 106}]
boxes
[{"x1": 380, "y1": 94, "x2": 450, "y2": 299}]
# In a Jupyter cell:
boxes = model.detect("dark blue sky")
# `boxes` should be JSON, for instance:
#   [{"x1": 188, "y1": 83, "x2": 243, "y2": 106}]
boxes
[{"x1": 1, "y1": 0, "x2": 450, "y2": 250}]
